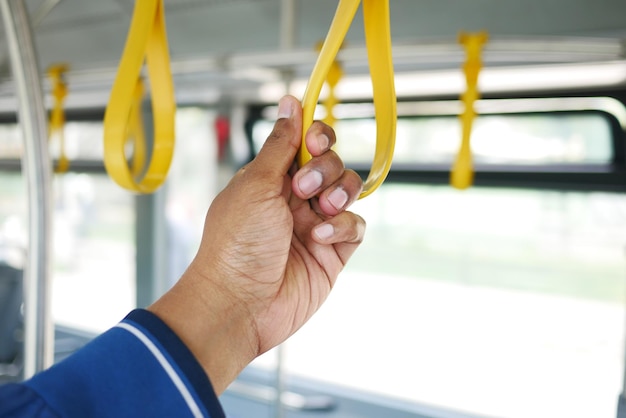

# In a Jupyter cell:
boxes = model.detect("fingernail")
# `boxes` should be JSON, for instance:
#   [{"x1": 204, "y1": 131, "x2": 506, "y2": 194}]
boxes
[
  {"x1": 277, "y1": 97, "x2": 294, "y2": 119},
  {"x1": 298, "y1": 169, "x2": 323, "y2": 195},
  {"x1": 328, "y1": 187, "x2": 348, "y2": 210},
  {"x1": 314, "y1": 223, "x2": 334, "y2": 240},
  {"x1": 317, "y1": 133, "x2": 330, "y2": 150}
]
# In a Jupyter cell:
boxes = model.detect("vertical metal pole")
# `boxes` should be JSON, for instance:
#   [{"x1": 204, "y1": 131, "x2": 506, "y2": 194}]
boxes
[
  {"x1": 0, "y1": 0, "x2": 53, "y2": 378},
  {"x1": 280, "y1": 0, "x2": 296, "y2": 51},
  {"x1": 135, "y1": 187, "x2": 168, "y2": 308},
  {"x1": 135, "y1": 100, "x2": 168, "y2": 308}
]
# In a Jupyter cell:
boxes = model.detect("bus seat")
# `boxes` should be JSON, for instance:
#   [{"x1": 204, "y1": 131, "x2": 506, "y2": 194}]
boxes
[{"x1": 0, "y1": 263, "x2": 23, "y2": 366}]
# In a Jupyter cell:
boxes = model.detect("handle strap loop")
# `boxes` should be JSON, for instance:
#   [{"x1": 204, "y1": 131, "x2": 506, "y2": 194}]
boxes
[
  {"x1": 300, "y1": 0, "x2": 397, "y2": 199},
  {"x1": 103, "y1": 0, "x2": 175, "y2": 193}
]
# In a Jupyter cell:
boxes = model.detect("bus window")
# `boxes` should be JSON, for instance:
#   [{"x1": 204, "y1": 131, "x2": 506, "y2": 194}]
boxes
[
  {"x1": 294, "y1": 185, "x2": 626, "y2": 418},
  {"x1": 247, "y1": 98, "x2": 626, "y2": 418},
  {"x1": 253, "y1": 97, "x2": 621, "y2": 170},
  {"x1": 51, "y1": 173, "x2": 134, "y2": 333},
  {"x1": 164, "y1": 107, "x2": 220, "y2": 288},
  {"x1": 249, "y1": 184, "x2": 626, "y2": 418},
  {"x1": 0, "y1": 122, "x2": 135, "y2": 334},
  {"x1": 0, "y1": 120, "x2": 106, "y2": 162},
  {"x1": 345, "y1": 112, "x2": 613, "y2": 166}
]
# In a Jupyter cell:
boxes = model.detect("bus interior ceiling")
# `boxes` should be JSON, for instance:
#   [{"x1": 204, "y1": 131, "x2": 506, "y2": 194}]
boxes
[{"x1": 0, "y1": 0, "x2": 624, "y2": 106}]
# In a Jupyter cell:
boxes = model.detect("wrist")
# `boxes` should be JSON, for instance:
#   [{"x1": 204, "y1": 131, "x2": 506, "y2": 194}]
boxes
[{"x1": 147, "y1": 267, "x2": 258, "y2": 395}]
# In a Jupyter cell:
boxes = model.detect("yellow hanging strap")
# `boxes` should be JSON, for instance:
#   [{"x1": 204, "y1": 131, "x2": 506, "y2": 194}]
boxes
[
  {"x1": 300, "y1": 0, "x2": 396, "y2": 199},
  {"x1": 126, "y1": 78, "x2": 147, "y2": 178},
  {"x1": 103, "y1": 0, "x2": 175, "y2": 193},
  {"x1": 451, "y1": 31, "x2": 488, "y2": 190},
  {"x1": 47, "y1": 64, "x2": 69, "y2": 174}
]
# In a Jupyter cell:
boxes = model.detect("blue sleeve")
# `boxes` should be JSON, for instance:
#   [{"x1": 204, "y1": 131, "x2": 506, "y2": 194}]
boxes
[{"x1": 0, "y1": 309, "x2": 226, "y2": 418}]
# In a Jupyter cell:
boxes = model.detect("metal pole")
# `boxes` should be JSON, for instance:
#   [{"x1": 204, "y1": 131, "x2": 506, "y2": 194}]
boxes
[
  {"x1": 280, "y1": 0, "x2": 296, "y2": 51},
  {"x1": 0, "y1": 0, "x2": 54, "y2": 378}
]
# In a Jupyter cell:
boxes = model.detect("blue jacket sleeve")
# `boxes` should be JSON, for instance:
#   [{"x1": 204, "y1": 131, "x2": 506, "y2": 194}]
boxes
[{"x1": 0, "y1": 309, "x2": 226, "y2": 418}]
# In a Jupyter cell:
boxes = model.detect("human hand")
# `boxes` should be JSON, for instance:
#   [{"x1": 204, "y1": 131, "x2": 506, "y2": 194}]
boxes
[{"x1": 149, "y1": 95, "x2": 365, "y2": 394}]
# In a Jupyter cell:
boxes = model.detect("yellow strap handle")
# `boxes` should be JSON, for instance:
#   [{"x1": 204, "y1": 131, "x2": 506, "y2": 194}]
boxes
[
  {"x1": 47, "y1": 64, "x2": 69, "y2": 174},
  {"x1": 300, "y1": 0, "x2": 396, "y2": 199},
  {"x1": 103, "y1": 0, "x2": 175, "y2": 193},
  {"x1": 451, "y1": 31, "x2": 488, "y2": 190}
]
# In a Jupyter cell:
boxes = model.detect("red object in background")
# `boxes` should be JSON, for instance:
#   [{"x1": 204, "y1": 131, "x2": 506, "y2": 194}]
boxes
[{"x1": 214, "y1": 116, "x2": 230, "y2": 161}]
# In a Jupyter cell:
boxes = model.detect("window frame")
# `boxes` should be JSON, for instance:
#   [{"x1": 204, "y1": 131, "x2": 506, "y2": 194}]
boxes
[
  {"x1": 247, "y1": 91, "x2": 626, "y2": 193},
  {"x1": 0, "y1": 108, "x2": 107, "y2": 174}
]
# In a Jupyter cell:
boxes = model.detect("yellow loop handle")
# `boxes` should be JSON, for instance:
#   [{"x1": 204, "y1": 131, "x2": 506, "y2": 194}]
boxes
[
  {"x1": 47, "y1": 64, "x2": 69, "y2": 173},
  {"x1": 103, "y1": 0, "x2": 175, "y2": 193},
  {"x1": 451, "y1": 31, "x2": 488, "y2": 190},
  {"x1": 300, "y1": 0, "x2": 396, "y2": 199}
]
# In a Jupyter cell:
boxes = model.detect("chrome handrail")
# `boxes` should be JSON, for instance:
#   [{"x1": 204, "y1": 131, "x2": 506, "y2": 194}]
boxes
[{"x1": 0, "y1": 0, "x2": 53, "y2": 378}]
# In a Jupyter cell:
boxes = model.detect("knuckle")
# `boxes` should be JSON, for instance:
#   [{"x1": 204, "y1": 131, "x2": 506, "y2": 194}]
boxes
[
  {"x1": 344, "y1": 213, "x2": 366, "y2": 244},
  {"x1": 268, "y1": 119, "x2": 293, "y2": 141}
]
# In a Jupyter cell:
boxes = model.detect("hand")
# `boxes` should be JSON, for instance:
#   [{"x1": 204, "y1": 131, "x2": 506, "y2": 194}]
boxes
[{"x1": 149, "y1": 95, "x2": 365, "y2": 394}]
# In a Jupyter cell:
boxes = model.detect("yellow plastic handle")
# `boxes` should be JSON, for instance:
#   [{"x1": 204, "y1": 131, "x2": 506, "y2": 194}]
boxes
[
  {"x1": 103, "y1": 0, "x2": 175, "y2": 193},
  {"x1": 450, "y1": 31, "x2": 488, "y2": 190},
  {"x1": 47, "y1": 64, "x2": 69, "y2": 173},
  {"x1": 300, "y1": 0, "x2": 397, "y2": 199}
]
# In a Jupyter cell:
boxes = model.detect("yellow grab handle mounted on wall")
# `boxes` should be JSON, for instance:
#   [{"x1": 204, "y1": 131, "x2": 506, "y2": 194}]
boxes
[
  {"x1": 47, "y1": 64, "x2": 69, "y2": 174},
  {"x1": 315, "y1": 40, "x2": 343, "y2": 128},
  {"x1": 103, "y1": 0, "x2": 175, "y2": 193},
  {"x1": 300, "y1": 0, "x2": 397, "y2": 199},
  {"x1": 450, "y1": 31, "x2": 488, "y2": 190}
]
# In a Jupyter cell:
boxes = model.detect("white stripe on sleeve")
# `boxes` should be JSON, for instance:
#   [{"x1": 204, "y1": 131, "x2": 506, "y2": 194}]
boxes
[{"x1": 115, "y1": 322, "x2": 204, "y2": 418}]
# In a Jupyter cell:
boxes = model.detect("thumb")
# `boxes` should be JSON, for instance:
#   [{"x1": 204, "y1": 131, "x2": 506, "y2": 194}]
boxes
[{"x1": 250, "y1": 95, "x2": 303, "y2": 178}]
